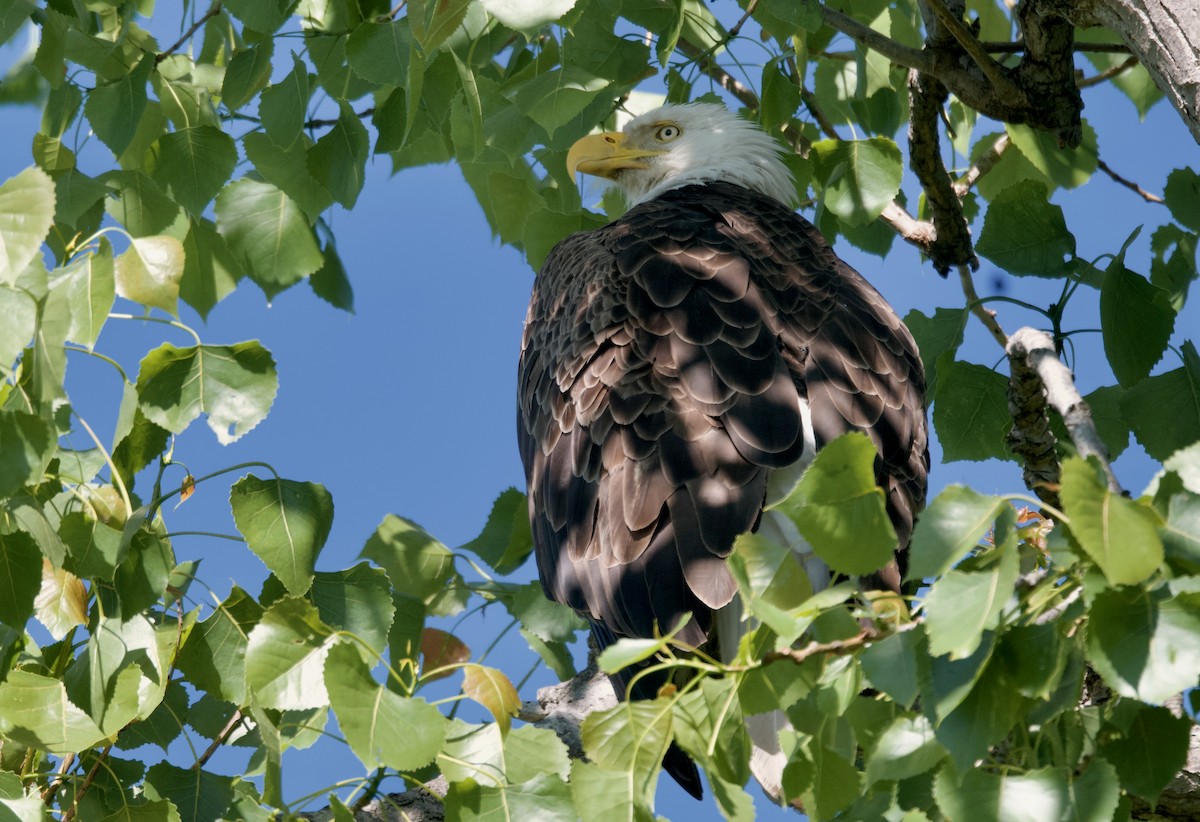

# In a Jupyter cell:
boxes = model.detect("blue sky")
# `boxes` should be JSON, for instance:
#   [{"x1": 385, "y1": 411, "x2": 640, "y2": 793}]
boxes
[{"x1": 1, "y1": 8, "x2": 1198, "y2": 819}]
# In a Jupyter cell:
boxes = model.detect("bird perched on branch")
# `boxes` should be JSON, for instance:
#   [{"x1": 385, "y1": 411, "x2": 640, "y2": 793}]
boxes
[{"x1": 517, "y1": 102, "x2": 928, "y2": 801}]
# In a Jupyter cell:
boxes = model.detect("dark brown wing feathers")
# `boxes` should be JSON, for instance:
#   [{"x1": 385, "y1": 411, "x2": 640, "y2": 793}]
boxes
[{"x1": 518, "y1": 181, "x2": 928, "y2": 648}]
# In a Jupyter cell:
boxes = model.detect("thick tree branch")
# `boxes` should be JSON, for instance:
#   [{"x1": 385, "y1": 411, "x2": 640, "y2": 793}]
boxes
[{"x1": 1006, "y1": 328, "x2": 1122, "y2": 500}]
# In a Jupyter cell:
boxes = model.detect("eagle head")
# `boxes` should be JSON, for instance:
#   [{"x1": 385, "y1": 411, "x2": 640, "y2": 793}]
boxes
[{"x1": 566, "y1": 102, "x2": 797, "y2": 208}]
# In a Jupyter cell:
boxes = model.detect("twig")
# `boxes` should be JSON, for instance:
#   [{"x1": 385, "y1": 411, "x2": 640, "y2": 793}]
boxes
[
  {"x1": 307, "y1": 107, "x2": 376, "y2": 129},
  {"x1": 954, "y1": 133, "x2": 1011, "y2": 197},
  {"x1": 1077, "y1": 54, "x2": 1139, "y2": 88},
  {"x1": 727, "y1": 0, "x2": 758, "y2": 39},
  {"x1": 41, "y1": 753, "x2": 76, "y2": 804},
  {"x1": 1097, "y1": 158, "x2": 1166, "y2": 204},
  {"x1": 1006, "y1": 327, "x2": 1123, "y2": 495},
  {"x1": 195, "y1": 708, "x2": 246, "y2": 768},
  {"x1": 815, "y1": 4, "x2": 932, "y2": 73},
  {"x1": 923, "y1": 0, "x2": 1027, "y2": 105},
  {"x1": 61, "y1": 745, "x2": 112, "y2": 822},
  {"x1": 763, "y1": 629, "x2": 874, "y2": 665},
  {"x1": 960, "y1": 265, "x2": 1009, "y2": 348},
  {"x1": 157, "y1": 1, "x2": 223, "y2": 64}
]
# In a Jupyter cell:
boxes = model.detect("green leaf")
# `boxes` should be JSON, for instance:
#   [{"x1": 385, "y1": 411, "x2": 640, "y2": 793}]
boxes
[
  {"x1": 245, "y1": 596, "x2": 334, "y2": 710},
  {"x1": 221, "y1": 41, "x2": 274, "y2": 112},
  {"x1": 0, "y1": 410, "x2": 54, "y2": 497},
  {"x1": 802, "y1": 741, "x2": 862, "y2": 819},
  {"x1": 1121, "y1": 341, "x2": 1200, "y2": 460},
  {"x1": 229, "y1": 474, "x2": 333, "y2": 596},
  {"x1": 359, "y1": 514, "x2": 456, "y2": 604},
  {"x1": 0, "y1": 166, "x2": 55, "y2": 285},
  {"x1": 215, "y1": 178, "x2": 324, "y2": 298},
  {"x1": 142, "y1": 763, "x2": 234, "y2": 822},
  {"x1": 860, "y1": 627, "x2": 923, "y2": 706},
  {"x1": 1005, "y1": 120, "x2": 1098, "y2": 189},
  {"x1": 1150, "y1": 224, "x2": 1197, "y2": 310},
  {"x1": 930, "y1": 357, "x2": 1012, "y2": 462},
  {"x1": 903, "y1": 307, "x2": 966, "y2": 398},
  {"x1": 307, "y1": 101, "x2": 369, "y2": 209},
  {"x1": 0, "y1": 669, "x2": 108, "y2": 754},
  {"x1": 307, "y1": 564, "x2": 394, "y2": 656},
  {"x1": 115, "y1": 235, "x2": 185, "y2": 315},
  {"x1": 97, "y1": 798, "x2": 182, "y2": 822},
  {"x1": 259, "y1": 52, "x2": 310, "y2": 150},
  {"x1": 1061, "y1": 457, "x2": 1163, "y2": 585},
  {"x1": 222, "y1": 0, "x2": 295, "y2": 33},
  {"x1": 581, "y1": 699, "x2": 672, "y2": 801},
  {"x1": 1164, "y1": 167, "x2": 1200, "y2": 231},
  {"x1": 437, "y1": 719, "x2": 506, "y2": 786},
  {"x1": 310, "y1": 233, "x2": 354, "y2": 311},
  {"x1": 923, "y1": 539, "x2": 1018, "y2": 659},
  {"x1": 176, "y1": 586, "x2": 263, "y2": 703},
  {"x1": 811, "y1": 138, "x2": 903, "y2": 226},
  {"x1": 0, "y1": 285, "x2": 36, "y2": 371},
  {"x1": 1087, "y1": 582, "x2": 1200, "y2": 703},
  {"x1": 771, "y1": 431, "x2": 898, "y2": 576},
  {"x1": 1101, "y1": 250, "x2": 1175, "y2": 387},
  {"x1": 242, "y1": 132, "x2": 333, "y2": 224},
  {"x1": 505, "y1": 724, "x2": 572, "y2": 783},
  {"x1": 597, "y1": 637, "x2": 669, "y2": 677},
  {"x1": 410, "y1": 0, "x2": 470, "y2": 53},
  {"x1": 1100, "y1": 706, "x2": 1193, "y2": 804},
  {"x1": 59, "y1": 512, "x2": 123, "y2": 580},
  {"x1": 570, "y1": 759, "x2": 655, "y2": 822},
  {"x1": 1065, "y1": 757, "x2": 1121, "y2": 822},
  {"x1": 346, "y1": 18, "x2": 412, "y2": 86},
  {"x1": 931, "y1": 658, "x2": 1027, "y2": 772},
  {"x1": 907, "y1": 487, "x2": 1008, "y2": 580},
  {"x1": 511, "y1": 67, "x2": 611, "y2": 139},
  {"x1": 460, "y1": 487, "x2": 533, "y2": 574},
  {"x1": 85, "y1": 56, "x2": 152, "y2": 157},
  {"x1": 0, "y1": 529, "x2": 40, "y2": 630},
  {"x1": 462, "y1": 663, "x2": 521, "y2": 734},
  {"x1": 135, "y1": 341, "x2": 278, "y2": 445},
  {"x1": 444, "y1": 774, "x2": 576, "y2": 822},
  {"x1": 727, "y1": 530, "x2": 812, "y2": 643},
  {"x1": 508, "y1": 581, "x2": 585, "y2": 645},
  {"x1": 483, "y1": 0, "x2": 581, "y2": 32},
  {"x1": 865, "y1": 714, "x2": 945, "y2": 785},
  {"x1": 102, "y1": 170, "x2": 183, "y2": 239},
  {"x1": 147, "y1": 126, "x2": 238, "y2": 216},
  {"x1": 975, "y1": 180, "x2": 1075, "y2": 276},
  {"x1": 934, "y1": 765, "x2": 1069, "y2": 822},
  {"x1": 113, "y1": 525, "x2": 175, "y2": 620},
  {"x1": 179, "y1": 217, "x2": 241, "y2": 318},
  {"x1": 325, "y1": 642, "x2": 445, "y2": 771}
]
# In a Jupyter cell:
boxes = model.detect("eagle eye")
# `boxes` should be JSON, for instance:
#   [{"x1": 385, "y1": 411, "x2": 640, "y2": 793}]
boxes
[{"x1": 654, "y1": 123, "x2": 682, "y2": 142}]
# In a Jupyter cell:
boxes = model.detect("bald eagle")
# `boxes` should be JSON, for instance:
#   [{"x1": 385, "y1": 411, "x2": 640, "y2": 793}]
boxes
[{"x1": 517, "y1": 103, "x2": 928, "y2": 800}]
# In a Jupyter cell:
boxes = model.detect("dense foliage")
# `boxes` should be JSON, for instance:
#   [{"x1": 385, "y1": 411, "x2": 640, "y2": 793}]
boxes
[{"x1": 0, "y1": 0, "x2": 1197, "y2": 820}]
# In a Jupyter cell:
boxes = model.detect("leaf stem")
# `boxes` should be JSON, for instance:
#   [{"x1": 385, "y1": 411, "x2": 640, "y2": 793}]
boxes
[
  {"x1": 157, "y1": 1, "x2": 223, "y2": 64},
  {"x1": 64, "y1": 345, "x2": 130, "y2": 383},
  {"x1": 72, "y1": 410, "x2": 133, "y2": 520},
  {"x1": 107, "y1": 313, "x2": 204, "y2": 348}
]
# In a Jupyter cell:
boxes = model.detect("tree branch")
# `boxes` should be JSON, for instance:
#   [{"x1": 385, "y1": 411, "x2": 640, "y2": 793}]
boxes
[
  {"x1": 1097, "y1": 157, "x2": 1167, "y2": 203},
  {"x1": 953, "y1": 133, "x2": 1011, "y2": 197},
  {"x1": 960, "y1": 265, "x2": 1009, "y2": 348},
  {"x1": 1006, "y1": 327, "x2": 1123, "y2": 499},
  {"x1": 156, "y1": 1, "x2": 223, "y2": 64}
]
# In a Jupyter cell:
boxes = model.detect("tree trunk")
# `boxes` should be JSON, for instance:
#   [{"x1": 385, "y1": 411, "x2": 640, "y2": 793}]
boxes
[{"x1": 1047, "y1": 0, "x2": 1200, "y2": 143}]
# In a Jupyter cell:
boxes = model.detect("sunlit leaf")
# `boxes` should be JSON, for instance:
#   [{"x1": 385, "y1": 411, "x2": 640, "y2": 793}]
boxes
[
  {"x1": 811, "y1": 138, "x2": 903, "y2": 226},
  {"x1": 146, "y1": 126, "x2": 237, "y2": 216},
  {"x1": 976, "y1": 180, "x2": 1075, "y2": 276},
  {"x1": 34, "y1": 559, "x2": 86, "y2": 640},
  {"x1": 907, "y1": 487, "x2": 1008, "y2": 580},
  {"x1": 1061, "y1": 457, "x2": 1163, "y2": 585},
  {"x1": 462, "y1": 664, "x2": 520, "y2": 734},
  {"x1": 230, "y1": 474, "x2": 333, "y2": 596},
  {"x1": 136, "y1": 341, "x2": 278, "y2": 445},
  {"x1": 115, "y1": 235, "x2": 185, "y2": 315},
  {"x1": 325, "y1": 642, "x2": 446, "y2": 771},
  {"x1": 0, "y1": 166, "x2": 55, "y2": 285},
  {"x1": 245, "y1": 596, "x2": 334, "y2": 711},
  {"x1": 215, "y1": 178, "x2": 324, "y2": 298}
]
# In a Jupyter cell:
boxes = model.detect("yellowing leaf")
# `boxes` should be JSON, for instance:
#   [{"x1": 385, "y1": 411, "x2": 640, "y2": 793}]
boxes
[
  {"x1": 115, "y1": 235, "x2": 185, "y2": 315},
  {"x1": 179, "y1": 473, "x2": 195, "y2": 502},
  {"x1": 34, "y1": 559, "x2": 87, "y2": 640},
  {"x1": 462, "y1": 663, "x2": 520, "y2": 734}
]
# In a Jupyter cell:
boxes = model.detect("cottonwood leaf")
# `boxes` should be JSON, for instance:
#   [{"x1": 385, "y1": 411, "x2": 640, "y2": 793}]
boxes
[
  {"x1": 259, "y1": 53, "x2": 310, "y2": 150},
  {"x1": 1121, "y1": 341, "x2": 1200, "y2": 460},
  {"x1": 444, "y1": 774, "x2": 575, "y2": 822},
  {"x1": 245, "y1": 596, "x2": 334, "y2": 710},
  {"x1": 325, "y1": 642, "x2": 445, "y2": 771},
  {"x1": 1006, "y1": 121, "x2": 1098, "y2": 189},
  {"x1": 222, "y1": 0, "x2": 294, "y2": 33},
  {"x1": 0, "y1": 285, "x2": 35, "y2": 370},
  {"x1": 242, "y1": 132, "x2": 333, "y2": 224},
  {"x1": 811, "y1": 137, "x2": 903, "y2": 226},
  {"x1": 215, "y1": 178, "x2": 323, "y2": 298},
  {"x1": 976, "y1": 180, "x2": 1075, "y2": 276},
  {"x1": 307, "y1": 101, "x2": 368, "y2": 209},
  {"x1": 229, "y1": 474, "x2": 332, "y2": 596},
  {"x1": 1164, "y1": 167, "x2": 1200, "y2": 231},
  {"x1": 115, "y1": 235, "x2": 185, "y2": 315},
  {"x1": 0, "y1": 165, "x2": 55, "y2": 285},
  {"x1": 1087, "y1": 582, "x2": 1200, "y2": 703},
  {"x1": 1060, "y1": 457, "x2": 1162, "y2": 585},
  {"x1": 136, "y1": 341, "x2": 278, "y2": 444},
  {"x1": 771, "y1": 431, "x2": 897, "y2": 576},
  {"x1": 142, "y1": 763, "x2": 234, "y2": 822},
  {"x1": 146, "y1": 126, "x2": 237, "y2": 216},
  {"x1": 409, "y1": 0, "x2": 470, "y2": 53},
  {"x1": 934, "y1": 765, "x2": 1069, "y2": 822},
  {"x1": 907, "y1": 487, "x2": 1008, "y2": 580},
  {"x1": 932, "y1": 358, "x2": 1012, "y2": 461},
  {"x1": 903, "y1": 307, "x2": 967, "y2": 397},
  {"x1": 482, "y1": 0, "x2": 577, "y2": 31},
  {"x1": 359, "y1": 515, "x2": 456, "y2": 605},
  {"x1": 221, "y1": 41, "x2": 274, "y2": 112},
  {"x1": 346, "y1": 18, "x2": 412, "y2": 86},
  {"x1": 581, "y1": 699, "x2": 672, "y2": 800},
  {"x1": 1101, "y1": 246, "x2": 1175, "y2": 387},
  {"x1": 0, "y1": 529, "x2": 40, "y2": 630},
  {"x1": 460, "y1": 487, "x2": 533, "y2": 575},
  {"x1": 34, "y1": 560, "x2": 87, "y2": 640},
  {"x1": 865, "y1": 714, "x2": 945, "y2": 785},
  {"x1": 85, "y1": 57, "x2": 152, "y2": 158},
  {"x1": 923, "y1": 542, "x2": 1018, "y2": 659},
  {"x1": 462, "y1": 663, "x2": 520, "y2": 734},
  {"x1": 1101, "y1": 705, "x2": 1193, "y2": 804},
  {"x1": 420, "y1": 627, "x2": 470, "y2": 681},
  {"x1": 0, "y1": 669, "x2": 107, "y2": 754},
  {"x1": 570, "y1": 759, "x2": 655, "y2": 822},
  {"x1": 0, "y1": 409, "x2": 54, "y2": 497},
  {"x1": 175, "y1": 586, "x2": 262, "y2": 704}
]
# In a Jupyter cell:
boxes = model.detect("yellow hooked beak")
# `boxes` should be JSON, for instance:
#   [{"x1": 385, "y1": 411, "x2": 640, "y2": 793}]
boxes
[{"x1": 566, "y1": 132, "x2": 665, "y2": 182}]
